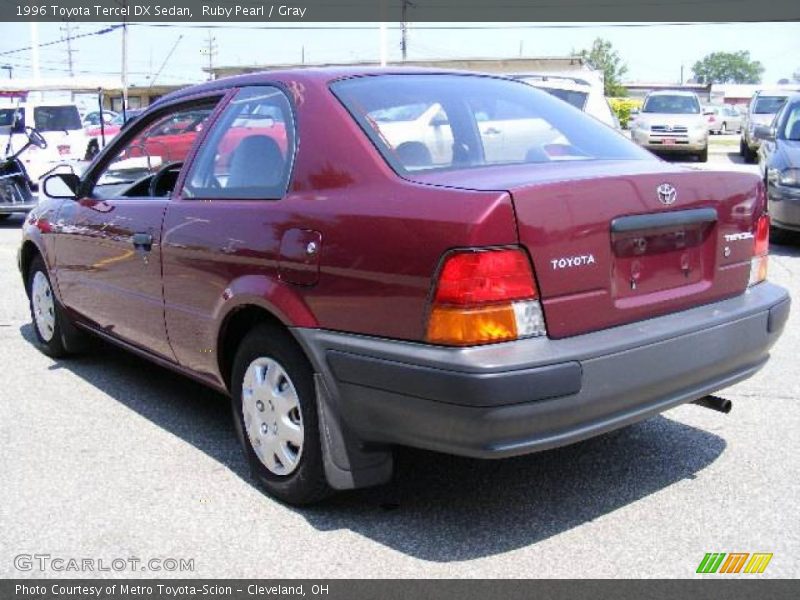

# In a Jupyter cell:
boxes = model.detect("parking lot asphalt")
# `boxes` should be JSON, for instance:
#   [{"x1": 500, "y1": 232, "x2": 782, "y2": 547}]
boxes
[{"x1": 1, "y1": 146, "x2": 798, "y2": 578}]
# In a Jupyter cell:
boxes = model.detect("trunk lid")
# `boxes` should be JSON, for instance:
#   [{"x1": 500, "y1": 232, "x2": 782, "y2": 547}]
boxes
[{"x1": 415, "y1": 160, "x2": 763, "y2": 338}]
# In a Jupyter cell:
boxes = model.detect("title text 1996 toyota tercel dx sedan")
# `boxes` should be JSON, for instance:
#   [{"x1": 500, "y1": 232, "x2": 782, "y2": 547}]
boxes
[{"x1": 20, "y1": 69, "x2": 790, "y2": 504}]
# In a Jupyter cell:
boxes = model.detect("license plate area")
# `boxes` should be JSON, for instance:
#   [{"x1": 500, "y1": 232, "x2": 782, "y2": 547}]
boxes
[{"x1": 610, "y1": 210, "x2": 716, "y2": 301}]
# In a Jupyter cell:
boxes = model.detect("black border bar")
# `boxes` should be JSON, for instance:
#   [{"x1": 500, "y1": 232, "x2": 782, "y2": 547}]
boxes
[{"x1": 3, "y1": 0, "x2": 800, "y2": 22}]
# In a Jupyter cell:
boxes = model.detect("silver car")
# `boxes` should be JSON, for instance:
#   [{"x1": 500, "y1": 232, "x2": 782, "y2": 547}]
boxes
[
  {"x1": 630, "y1": 90, "x2": 708, "y2": 162},
  {"x1": 704, "y1": 105, "x2": 743, "y2": 135},
  {"x1": 741, "y1": 91, "x2": 789, "y2": 163}
]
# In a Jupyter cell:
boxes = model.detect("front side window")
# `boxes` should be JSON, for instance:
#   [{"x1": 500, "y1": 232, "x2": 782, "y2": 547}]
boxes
[
  {"x1": 331, "y1": 74, "x2": 648, "y2": 174},
  {"x1": 184, "y1": 86, "x2": 294, "y2": 199},
  {"x1": 642, "y1": 95, "x2": 700, "y2": 114},
  {"x1": 92, "y1": 101, "x2": 218, "y2": 199},
  {"x1": 33, "y1": 105, "x2": 82, "y2": 131}
]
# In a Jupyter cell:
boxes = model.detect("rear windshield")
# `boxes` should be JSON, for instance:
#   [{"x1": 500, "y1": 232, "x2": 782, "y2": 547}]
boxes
[
  {"x1": 642, "y1": 95, "x2": 700, "y2": 114},
  {"x1": 331, "y1": 74, "x2": 648, "y2": 173},
  {"x1": 753, "y1": 95, "x2": 787, "y2": 115},
  {"x1": 33, "y1": 105, "x2": 82, "y2": 131},
  {"x1": 541, "y1": 88, "x2": 588, "y2": 111}
]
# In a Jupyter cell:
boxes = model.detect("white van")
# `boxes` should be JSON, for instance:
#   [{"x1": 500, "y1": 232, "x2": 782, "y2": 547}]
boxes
[{"x1": 0, "y1": 102, "x2": 92, "y2": 184}]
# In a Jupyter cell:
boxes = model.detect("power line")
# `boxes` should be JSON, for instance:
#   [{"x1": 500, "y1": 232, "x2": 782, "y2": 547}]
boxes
[
  {"x1": 0, "y1": 24, "x2": 122, "y2": 57},
  {"x1": 127, "y1": 20, "x2": 796, "y2": 32}
]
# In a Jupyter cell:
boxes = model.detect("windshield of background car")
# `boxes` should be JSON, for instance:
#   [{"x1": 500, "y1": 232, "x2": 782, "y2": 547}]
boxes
[
  {"x1": 33, "y1": 106, "x2": 82, "y2": 131},
  {"x1": 540, "y1": 88, "x2": 588, "y2": 110},
  {"x1": 642, "y1": 95, "x2": 700, "y2": 114},
  {"x1": 754, "y1": 95, "x2": 788, "y2": 114},
  {"x1": 331, "y1": 74, "x2": 648, "y2": 173},
  {"x1": 0, "y1": 108, "x2": 21, "y2": 127}
]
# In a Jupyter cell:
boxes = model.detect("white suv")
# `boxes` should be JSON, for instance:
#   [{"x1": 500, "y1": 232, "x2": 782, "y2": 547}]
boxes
[
  {"x1": 0, "y1": 102, "x2": 92, "y2": 184},
  {"x1": 630, "y1": 90, "x2": 709, "y2": 162}
]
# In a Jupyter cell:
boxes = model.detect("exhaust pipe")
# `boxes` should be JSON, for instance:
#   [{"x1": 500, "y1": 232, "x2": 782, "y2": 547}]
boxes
[{"x1": 692, "y1": 395, "x2": 732, "y2": 414}]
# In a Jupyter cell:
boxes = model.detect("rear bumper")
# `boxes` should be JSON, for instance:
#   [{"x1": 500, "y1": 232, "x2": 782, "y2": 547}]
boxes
[{"x1": 294, "y1": 283, "x2": 789, "y2": 459}]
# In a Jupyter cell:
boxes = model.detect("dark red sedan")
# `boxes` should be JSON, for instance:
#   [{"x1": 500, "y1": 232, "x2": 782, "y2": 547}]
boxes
[{"x1": 20, "y1": 69, "x2": 790, "y2": 504}]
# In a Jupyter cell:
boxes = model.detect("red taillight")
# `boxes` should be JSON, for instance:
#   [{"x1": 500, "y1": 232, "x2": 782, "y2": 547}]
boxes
[
  {"x1": 754, "y1": 214, "x2": 769, "y2": 256},
  {"x1": 426, "y1": 248, "x2": 546, "y2": 346},
  {"x1": 708, "y1": 116, "x2": 716, "y2": 123},
  {"x1": 749, "y1": 214, "x2": 770, "y2": 286},
  {"x1": 434, "y1": 249, "x2": 537, "y2": 306}
]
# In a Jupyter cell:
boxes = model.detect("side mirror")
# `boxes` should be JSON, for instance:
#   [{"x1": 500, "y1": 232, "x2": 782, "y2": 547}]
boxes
[
  {"x1": 753, "y1": 124, "x2": 775, "y2": 142},
  {"x1": 42, "y1": 173, "x2": 80, "y2": 199},
  {"x1": 630, "y1": 108, "x2": 640, "y2": 116}
]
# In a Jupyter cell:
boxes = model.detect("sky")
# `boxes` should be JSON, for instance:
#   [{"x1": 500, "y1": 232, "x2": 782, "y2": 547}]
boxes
[{"x1": 0, "y1": 21, "x2": 797, "y2": 88}]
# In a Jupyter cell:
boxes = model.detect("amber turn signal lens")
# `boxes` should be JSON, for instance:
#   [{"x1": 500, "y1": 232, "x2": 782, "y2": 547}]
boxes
[{"x1": 426, "y1": 304, "x2": 518, "y2": 346}]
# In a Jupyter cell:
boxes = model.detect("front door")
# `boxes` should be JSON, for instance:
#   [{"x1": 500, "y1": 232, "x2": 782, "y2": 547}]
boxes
[{"x1": 54, "y1": 99, "x2": 220, "y2": 359}]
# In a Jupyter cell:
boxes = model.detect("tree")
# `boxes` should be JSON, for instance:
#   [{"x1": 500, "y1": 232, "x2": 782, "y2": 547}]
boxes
[
  {"x1": 577, "y1": 38, "x2": 628, "y2": 97},
  {"x1": 692, "y1": 51, "x2": 764, "y2": 84}
]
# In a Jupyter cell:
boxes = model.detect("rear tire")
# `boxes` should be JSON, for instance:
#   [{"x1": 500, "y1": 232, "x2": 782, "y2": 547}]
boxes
[
  {"x1": 27, "y1": 255, "x2": 85, "y2": 357},
  {"x1": 696, "y1": 147, "x2": 708, "y2": 163},
  {"x1": 739, "y1": 137, "x2": 746, "y2": 157},
  {"x1": 744, "y1": 143, "x2": 757, "y2": 163},
  {"x1": 230, "y1": 324, "x2": 331, "y2": 505}
]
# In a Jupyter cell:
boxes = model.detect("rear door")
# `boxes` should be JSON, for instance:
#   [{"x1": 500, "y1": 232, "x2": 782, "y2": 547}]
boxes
[
  {"x1": 161, "y1": 86, "x2": 298, "y2": 378},
  {"x1": 54, "y1": 99, "x2": 220, "y2": 358}
]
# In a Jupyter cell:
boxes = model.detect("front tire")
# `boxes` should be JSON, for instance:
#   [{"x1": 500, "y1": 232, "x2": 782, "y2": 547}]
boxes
[
  {"x1": 696, "y1": 147, "x2": 708, "y2": 162},
  {"x1": 231, "y1": 324, "x2": 331, "y2": 505},
  {"x1": 27, "y1": 255, "x2": 83, "y2": 357}
]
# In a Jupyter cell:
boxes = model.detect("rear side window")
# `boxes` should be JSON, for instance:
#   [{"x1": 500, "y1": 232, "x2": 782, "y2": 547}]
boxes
[
  {"x1": 542, "y1": 88, "x2": 588, "y2": 110},
  {"x1": 184, "y1": 86, "x2": 294, "y2": 199},
  {"x1": 0, "y1": 108, "x2": 23, "y2": 128},
  {"x1": 642, "y1": 95, "x2": 700, "y2": 114},
  {"x1": 331, "y1": 74, "x2": 647, "y2": 174},
  {"x1": 754, "y1": 95, "x2": 787, "y2": 114}
]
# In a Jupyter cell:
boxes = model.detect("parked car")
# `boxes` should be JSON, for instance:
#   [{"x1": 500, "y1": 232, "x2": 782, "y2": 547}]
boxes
[
  {"x1": 756, "y1": 93, "x2": 800, "y2": 242},
  {"x1": 741, "y1": 90, "x2": 789, "y2": 163},
  {"x1": 22, "y1": 69, "x2": 789, "y2": 505},
  {"x1": 630, "y1": 90, "x2": 709, "y2": 161},
  {"x1": 0, "y1": 102, "x2": 93, "y2": 182},
  {"x1": 512, "y1": 73, "x2": 620, "y2": 129},
  {"x1": 82, "y1": 109, "x2": 118, "y2": 128},
  {"x1": 85, "y1": 109, "x2": 146, "y2": 157},
  {"x1": 703, "y1": 104, "x2": 743, "y2": 134}
]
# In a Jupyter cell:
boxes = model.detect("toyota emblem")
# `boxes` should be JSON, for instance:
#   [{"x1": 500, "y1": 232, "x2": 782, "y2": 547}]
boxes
[{"x1": 657, "y1": 183, "x2": 677, "y2": 205}]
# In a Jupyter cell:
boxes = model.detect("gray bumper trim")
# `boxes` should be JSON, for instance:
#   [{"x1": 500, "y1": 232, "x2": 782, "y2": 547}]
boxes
[{"x1": 292, "y1": 282, "x2": 789, "y2": 459}]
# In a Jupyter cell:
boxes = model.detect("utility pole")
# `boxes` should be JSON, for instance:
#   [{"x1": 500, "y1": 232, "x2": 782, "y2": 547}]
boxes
[
  {"x1": 60, "y1": 21, "x2": 78, "y2": 100},
  {"x1": 30, "y1": 23, "x2": 41, "y2": 102},
  {"x1": 115, "y1": 0, "x2": 129, "y2": 121},
  {"x1": 204, "y1": 29, "x2": 217, "y2": 81},
  {"x1": 400, "y1": 0, "x2": 415, "y2": 61},
  {"x1": 60, "y1": 22, "x2": 77, "y2": 77}
]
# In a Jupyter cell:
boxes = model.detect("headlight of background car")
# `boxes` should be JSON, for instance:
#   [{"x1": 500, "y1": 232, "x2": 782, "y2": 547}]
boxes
[{"x1": 779, "y1": 168, "x2": 800, "y2": 187}]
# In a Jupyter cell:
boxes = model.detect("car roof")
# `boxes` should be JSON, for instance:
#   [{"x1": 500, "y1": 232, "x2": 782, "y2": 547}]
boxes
[
  {"x1": 154, "y1": 67, "x2": 523, "y2": 107},
  {"x1": 515, "y1": 75, "x2": 590, "y2": 92}
]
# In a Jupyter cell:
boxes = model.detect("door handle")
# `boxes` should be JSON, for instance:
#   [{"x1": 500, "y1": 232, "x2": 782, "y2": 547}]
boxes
[{"x1": 132, "y1": 232, "x2": 153, "y2": 250}]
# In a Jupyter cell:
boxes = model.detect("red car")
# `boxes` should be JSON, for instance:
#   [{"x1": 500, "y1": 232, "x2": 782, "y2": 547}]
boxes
[{"x1": 21, "y1": 69, "x2": 790, "y2": 504}]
